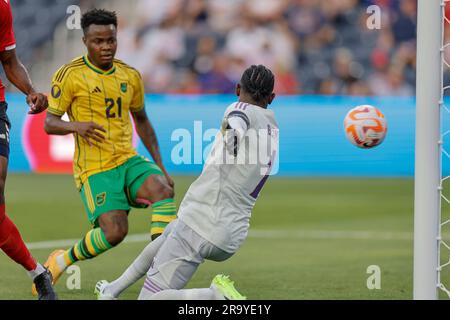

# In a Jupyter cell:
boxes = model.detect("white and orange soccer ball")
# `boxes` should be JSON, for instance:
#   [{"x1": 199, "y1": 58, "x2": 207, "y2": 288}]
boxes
[{"x1": 343, "y1": 105, "x2": 387, "y2": 149}]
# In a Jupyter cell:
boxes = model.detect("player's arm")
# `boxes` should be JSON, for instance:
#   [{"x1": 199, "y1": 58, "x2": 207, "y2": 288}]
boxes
[
  {"x1": 44, "y1": 113, "x2": 106, "y2": 147},
  {"x1": 131, "y1": 108, "x2": 174, "y2": 187},
  {"x1": 44, "y1": 67, "x2": 105, "y2": 146},
  {"x1": 224, "y1": 111, "x2": 250, "y2": 156},
  {"x1": 0, "y1": 48, "x2": 47, "y2": 114},
  {"x1": 129, "y1": 69, "x2": 174, "y2": 187}
]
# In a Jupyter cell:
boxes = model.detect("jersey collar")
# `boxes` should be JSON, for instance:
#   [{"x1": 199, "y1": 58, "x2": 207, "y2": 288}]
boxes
[{"x1": 83, "y1": 55, "x2": 116, "y2": 75}]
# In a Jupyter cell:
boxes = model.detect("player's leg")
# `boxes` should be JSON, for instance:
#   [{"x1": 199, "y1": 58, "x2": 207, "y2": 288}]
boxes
[
  {"x1": 52, "y1": 172, "x2": 131, "y2": 273},
  {"x1": 0, "y1": 156, "x2": 38, "y2": 272},
  {"x1": 136, "y1": 174, "x2": 176, "y2": 239},
  {"x1": 137, "y1": 220, "x2": 206, "y2": 300},
  {"x1": 0, "y1": 157, "x2": 57, "y2": 298},
  {"x1": 32, "y1": 168, "x2": 130, "y2": 295},
  {"x1": 137, "y1": 220, "x2": 239, "y2": 300},
  {"x1": 95, "y1": 219, "x2": 177, "y2": 299},
  {"x1": 59, "y1": 210, "x2": 128, "y2": 267},
  {"x1": 126, "y1": 157, "x2": 177, "y2": 240},
  {"x1": 95, "y1": 159, "x2": 178, "y2": 297},
  {"x1": 0, "y1": 112, "x2": 57, "y2": 299},
  {"x1": 42, "y1": 211, "x2": 126, "y2": 290}
]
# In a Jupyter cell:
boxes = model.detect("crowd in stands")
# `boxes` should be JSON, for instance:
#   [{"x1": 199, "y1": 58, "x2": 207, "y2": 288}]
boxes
[
  {"x1": 12, "y1": 0, "x2": 77, "y2": 63},
  {"x1": 115, "y1": 0, "x2": 420, "y2": 96},
  {"x1": 8, "y1": 0, "x2": 440, "y2": 96}
]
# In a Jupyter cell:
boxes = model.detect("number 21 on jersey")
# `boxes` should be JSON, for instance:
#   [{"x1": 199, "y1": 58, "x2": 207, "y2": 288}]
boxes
[{"x1": 105, "y1": 97, "x2": 122, "y2": 118}]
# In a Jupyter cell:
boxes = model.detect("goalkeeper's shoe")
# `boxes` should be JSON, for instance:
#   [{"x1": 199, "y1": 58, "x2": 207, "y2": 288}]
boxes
[
  {"x1": 32, "y1": 249, "x2": 66, "y2": 296},
  {"x1": 33, "y1": 268, "x2": 58, "y2": 300},
  {"x1": 211, "y1": 274, "x2": 246, "y2": 300},
  {"x1": 95, "y1": 280, "x2": 116, "y2": 300}
]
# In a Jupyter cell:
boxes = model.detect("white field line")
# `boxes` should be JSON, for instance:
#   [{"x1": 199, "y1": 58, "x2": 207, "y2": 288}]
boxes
[{"x1": 26, "y1": 229, "x2": 416, "y2": 250}]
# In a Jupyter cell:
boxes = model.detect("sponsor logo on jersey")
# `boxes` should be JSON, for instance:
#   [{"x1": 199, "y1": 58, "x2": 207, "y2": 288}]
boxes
[{"x1": 91, "y1": 86, "x2": 102, "y2": 94}]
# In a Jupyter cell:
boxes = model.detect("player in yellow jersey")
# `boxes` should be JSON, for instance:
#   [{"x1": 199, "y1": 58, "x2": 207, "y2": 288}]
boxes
[{"x1": 31, "y1": 9, "x2": 177, "y2": 295}]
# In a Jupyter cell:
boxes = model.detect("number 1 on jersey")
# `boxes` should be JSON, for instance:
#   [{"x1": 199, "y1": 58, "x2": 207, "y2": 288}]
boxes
[{"x1": 250, "y1": 155, "x2": 276, "y2": 199}]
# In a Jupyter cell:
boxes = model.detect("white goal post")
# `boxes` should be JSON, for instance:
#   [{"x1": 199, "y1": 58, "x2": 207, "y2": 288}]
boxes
[{"x1": 414, "y1": 0, "x2": 449, "y2": 300}]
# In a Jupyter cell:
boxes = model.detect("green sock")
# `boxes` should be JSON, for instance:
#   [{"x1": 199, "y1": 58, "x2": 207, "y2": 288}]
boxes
[
  {"x1": 151, "y1": 198, "x2": 177, "y2": 240},
  {"x1": 63, "y1": 227, "x2": 113, "y2": 265}
]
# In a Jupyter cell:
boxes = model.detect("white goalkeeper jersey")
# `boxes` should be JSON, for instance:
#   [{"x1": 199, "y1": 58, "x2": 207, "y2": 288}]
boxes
[{"x1": 178, "y1": 102, "x2": 279, "y2": 253}]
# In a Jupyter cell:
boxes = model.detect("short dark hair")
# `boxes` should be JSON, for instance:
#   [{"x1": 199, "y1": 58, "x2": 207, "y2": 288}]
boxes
[
  {"x1": 240, "y1": 65, "x2": 275, "y2": 103},
  {"x1": 81, "y1": 9, "x2": 117, "y2": 34}
]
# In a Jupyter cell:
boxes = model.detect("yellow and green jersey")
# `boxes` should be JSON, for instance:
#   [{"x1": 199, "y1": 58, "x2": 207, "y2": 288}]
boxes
[{"x1": 48, "y1": 55, "x2": 145, "y2": 189}]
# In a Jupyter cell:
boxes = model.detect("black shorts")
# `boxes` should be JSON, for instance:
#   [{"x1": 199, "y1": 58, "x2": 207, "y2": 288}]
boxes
[{"x1": 0, "y1": 102, "x2": 11, "y2": 159}]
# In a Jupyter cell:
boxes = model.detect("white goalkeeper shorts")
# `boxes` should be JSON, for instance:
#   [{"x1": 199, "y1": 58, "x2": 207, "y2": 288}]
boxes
[{"x1": 139, "y1": 219, "x2": 233, "y2": 298}]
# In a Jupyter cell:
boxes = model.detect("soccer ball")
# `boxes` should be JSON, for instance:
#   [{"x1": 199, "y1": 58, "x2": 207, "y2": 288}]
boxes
[{"x1": 343, "y1": 105, "x2": 387, "y2": 149}]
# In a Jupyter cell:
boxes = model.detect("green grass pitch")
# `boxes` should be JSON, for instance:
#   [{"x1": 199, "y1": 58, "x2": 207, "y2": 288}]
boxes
[{"x1": 0, "y1": 174, "x2": 449, "y2": 300}]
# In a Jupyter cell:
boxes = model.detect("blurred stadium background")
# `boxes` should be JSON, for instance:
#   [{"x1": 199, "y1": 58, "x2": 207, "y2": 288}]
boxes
[
  {"x1": 3, "y1": 0, "x2": 423, "y2": 95},
  {"x1": 1, "y1": 0, "x2": 450, "y2": 300}
]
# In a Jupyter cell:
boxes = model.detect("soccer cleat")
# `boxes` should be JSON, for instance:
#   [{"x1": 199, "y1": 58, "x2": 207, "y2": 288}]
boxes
[
  {"x1": 33, "y1": 268, "x2": 58, "y2": 300},
  {"x1": 211, "y1": 274, "x2": 246, "y2": 300},
  {"x1": 32, "y1": 249, "x2": 66, "y2": 296},
  {"x1": 94, "y1": 280, "x2": 116, "y2": 300}
]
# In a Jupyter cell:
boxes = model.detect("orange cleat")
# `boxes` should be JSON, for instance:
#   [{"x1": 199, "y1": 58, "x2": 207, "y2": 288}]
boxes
[{"x1": 31, "y1": 249, "x2": 66, "y2": 296}]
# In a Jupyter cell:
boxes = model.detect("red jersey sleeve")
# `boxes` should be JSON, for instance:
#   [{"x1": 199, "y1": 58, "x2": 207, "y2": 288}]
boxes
[{"x1": 0, "y1": 0, "x2": 16, "y2": 52}]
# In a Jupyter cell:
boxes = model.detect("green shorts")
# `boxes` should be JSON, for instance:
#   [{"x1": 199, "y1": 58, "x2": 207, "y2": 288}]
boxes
[{"x1": 80, "y1": 155, "x2": 164, "y2": 227}]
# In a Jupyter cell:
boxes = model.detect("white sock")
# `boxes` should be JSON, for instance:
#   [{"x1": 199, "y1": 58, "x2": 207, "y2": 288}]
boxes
[
  {"x1": 56, "y1": 253, "x2": 68, "y2": 271},
  {"x1": 105, "y1": 233, "x2": 167, "y2": 298},
  {"x1": 139, "y1": 287, "x2": 224, "y2": 300},
  {"x1": 27, "y1": 263, "x2": 46, "y2": 280}
]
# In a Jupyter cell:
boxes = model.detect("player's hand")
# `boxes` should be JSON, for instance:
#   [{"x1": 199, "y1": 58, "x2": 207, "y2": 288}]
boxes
[
  {"x1": 74, "y1": 122, "x2": 106, "y2": 147},
  {"x1": 26, "y1": 92, "x2": 48, "y2": 114}
]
